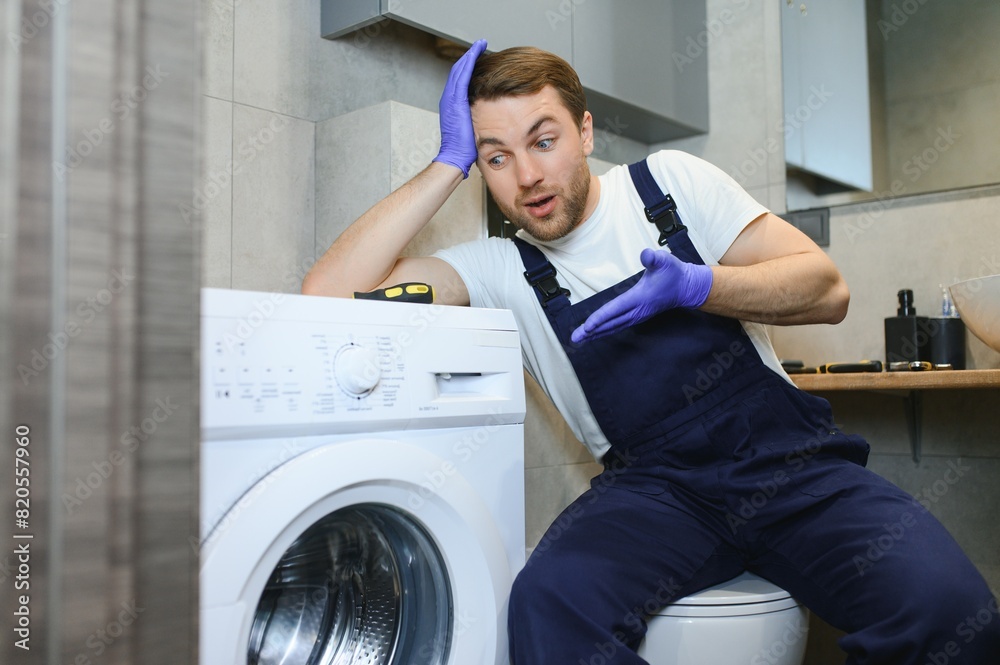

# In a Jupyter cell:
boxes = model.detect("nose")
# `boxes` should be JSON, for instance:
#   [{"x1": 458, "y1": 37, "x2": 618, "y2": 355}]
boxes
[{"x1": 515, "y1": 153, "x2": 543, "y2": 189}]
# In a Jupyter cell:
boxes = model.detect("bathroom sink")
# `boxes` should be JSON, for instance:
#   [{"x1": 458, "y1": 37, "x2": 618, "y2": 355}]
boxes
[{"x1": 949, "y1": 275, "x2": 1000, "y2": 353}]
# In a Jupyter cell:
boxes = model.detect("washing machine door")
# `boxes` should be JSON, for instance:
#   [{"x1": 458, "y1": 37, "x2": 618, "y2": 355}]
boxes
[{"x1": 201, "y1": 440, "x2": 512, "y2": 665}]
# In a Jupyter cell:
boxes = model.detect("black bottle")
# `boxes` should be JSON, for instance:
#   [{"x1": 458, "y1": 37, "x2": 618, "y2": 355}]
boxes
[{"x1": 884, "y1": 289, "x2": 929, "y2": 364}]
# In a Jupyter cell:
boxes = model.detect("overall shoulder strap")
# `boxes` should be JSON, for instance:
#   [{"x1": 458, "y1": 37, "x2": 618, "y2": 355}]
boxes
[
  {"x1": 511, "y1": 236, "x2": 570, "y2": 311},
  {"x1": 627, "y1": 159, "x2": 686, "y2": 247},
  {"x1": 627, "y1": 158, "x2": 703, "y2": 265}
]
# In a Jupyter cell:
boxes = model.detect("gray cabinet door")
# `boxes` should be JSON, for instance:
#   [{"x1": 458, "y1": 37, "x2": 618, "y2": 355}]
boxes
[
  {"x1": 572, "y1": 0, "x2": 709, "y2": 142},
  {"x1": 782, "y1": 1, "x2": 872, "y2": 190}
]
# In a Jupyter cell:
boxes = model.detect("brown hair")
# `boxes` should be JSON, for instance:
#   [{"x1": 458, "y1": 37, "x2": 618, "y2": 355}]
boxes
[{"x1": 468, "y1": 46, "x2": 588, "y2": 129}]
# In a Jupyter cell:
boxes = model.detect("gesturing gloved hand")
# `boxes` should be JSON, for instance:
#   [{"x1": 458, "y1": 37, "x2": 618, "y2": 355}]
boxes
[
  {"x1": 570, "y1": 248, "x2": 714, "y2": 344},
  {"x1": 433, "y1": 39, "x2": 487, "y2": 179}
]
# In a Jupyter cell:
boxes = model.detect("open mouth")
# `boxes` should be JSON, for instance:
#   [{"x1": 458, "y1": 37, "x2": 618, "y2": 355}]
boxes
[
  {"x1": 523, "y1": 194, "x2": 557, "y2": 217},
  {"x1": 525, "y1": 195, "x2": 554, "y2": 208}
]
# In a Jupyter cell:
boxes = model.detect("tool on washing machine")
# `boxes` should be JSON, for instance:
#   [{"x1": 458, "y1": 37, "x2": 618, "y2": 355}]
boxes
[{"x1": 354, "y1": 282, "x2": 434, "y2": 304}]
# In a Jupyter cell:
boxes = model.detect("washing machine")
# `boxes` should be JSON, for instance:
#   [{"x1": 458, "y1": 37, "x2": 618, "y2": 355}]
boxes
[{"x1": 199, "y1": 288, "x2": 526, "y2": 665}]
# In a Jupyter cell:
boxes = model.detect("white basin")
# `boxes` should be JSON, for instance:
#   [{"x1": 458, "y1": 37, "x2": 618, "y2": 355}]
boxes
[{"x1": 949, "y1": 275, "x2": 1000, "y2": 353}]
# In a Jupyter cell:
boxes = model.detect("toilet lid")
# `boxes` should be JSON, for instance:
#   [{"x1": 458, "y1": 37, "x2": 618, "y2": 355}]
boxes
[{"x1": 653, "y1": 572, "x2": 801, "y2": 617}]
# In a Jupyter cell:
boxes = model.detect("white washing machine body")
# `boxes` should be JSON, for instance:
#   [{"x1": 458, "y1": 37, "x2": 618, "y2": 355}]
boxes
[{"x1": 199, "y1": 289, "x2": 526, "y2": 665}]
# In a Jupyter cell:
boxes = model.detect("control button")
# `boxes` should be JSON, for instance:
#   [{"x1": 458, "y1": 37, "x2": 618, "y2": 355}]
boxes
[{"x1": 334, "y1": 344, "x2": 381, "y2": 398}]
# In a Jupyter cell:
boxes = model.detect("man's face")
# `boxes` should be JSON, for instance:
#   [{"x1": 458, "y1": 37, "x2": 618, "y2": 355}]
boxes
[{"x1": 471, "y1": 87, "x2": 598, "y2": 242}]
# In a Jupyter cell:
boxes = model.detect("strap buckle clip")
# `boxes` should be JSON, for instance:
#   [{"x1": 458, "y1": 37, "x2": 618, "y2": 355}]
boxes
[
  {"x1": 644, "y1": 194, "x2": 687, "y2": 246},
  {"x1": 523, "y1": 264, "x2": 569, "y2": 307}
]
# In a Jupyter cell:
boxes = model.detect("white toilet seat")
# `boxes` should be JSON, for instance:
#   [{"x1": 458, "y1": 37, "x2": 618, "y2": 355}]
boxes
[
  {"x1": 655, "y1": 572, "x2": 800, "y2": 617},
  {"x1": 639, "y1": 571, "x2": 809, "y2": 665}
]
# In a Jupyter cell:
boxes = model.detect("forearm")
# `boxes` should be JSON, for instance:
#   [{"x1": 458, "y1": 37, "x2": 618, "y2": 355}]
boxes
[
  {"x1": 302, "y1": 162, "x2": 463, "y2": 297},
  {"x1": 702, "y1": 252, "x2": 850, "y2": 326}
]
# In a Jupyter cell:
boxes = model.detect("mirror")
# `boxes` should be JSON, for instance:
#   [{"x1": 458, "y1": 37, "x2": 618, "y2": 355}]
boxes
[{"x1": 785, "y1": 0, "x2": 1000, "y2": 212}]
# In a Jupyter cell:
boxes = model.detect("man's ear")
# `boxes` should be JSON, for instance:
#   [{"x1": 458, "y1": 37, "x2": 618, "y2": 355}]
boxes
[{"x1": 581, "y1": 111, "x2": 594, "y2": 157}]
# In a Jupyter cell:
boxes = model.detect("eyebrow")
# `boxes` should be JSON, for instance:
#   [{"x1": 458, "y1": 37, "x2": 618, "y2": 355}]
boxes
[{"x1": 477, "y1": 115, "x2": 556, "y2": 150}]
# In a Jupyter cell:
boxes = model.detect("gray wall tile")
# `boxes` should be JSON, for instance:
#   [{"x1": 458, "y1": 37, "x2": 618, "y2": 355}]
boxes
[
  {"x1": 231, "y1": 105, "x2": 314, "y2": 293},
  {"x1": 202, "y1": 96, "x2": 233, "y2": 288},
  {"x1": 315, "y1": 100, "x2": 484, "y2": 266},
  {"x1": 203, "y1": 0, "x2": 234, "y2": 101},
  {"x1": 525, "y1": 462, "x2": 603, "y2": 550}
]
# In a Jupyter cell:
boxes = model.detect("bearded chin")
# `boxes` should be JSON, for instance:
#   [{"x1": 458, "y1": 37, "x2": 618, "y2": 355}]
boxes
[{"x1": 492, "y1": 158, "x2": 591, "y2": 242}]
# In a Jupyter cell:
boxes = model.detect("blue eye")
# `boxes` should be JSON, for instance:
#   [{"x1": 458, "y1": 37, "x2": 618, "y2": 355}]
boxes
[{"x1": 537, "y1": 138, "x2": 554, "y2": 150}]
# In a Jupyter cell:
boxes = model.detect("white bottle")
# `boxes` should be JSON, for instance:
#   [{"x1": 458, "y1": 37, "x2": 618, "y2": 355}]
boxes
[{"x1": 940, "y1": 284, "x2": 959, "y2": 318}]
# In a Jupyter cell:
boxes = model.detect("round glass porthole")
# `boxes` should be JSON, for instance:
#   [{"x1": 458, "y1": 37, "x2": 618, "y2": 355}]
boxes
[{"x1": 247, "y1": 504, "x2": 452, "y2": 665}]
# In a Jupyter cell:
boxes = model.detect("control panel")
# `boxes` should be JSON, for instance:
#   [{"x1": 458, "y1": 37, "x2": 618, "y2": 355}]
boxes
[
  {"x1": 200, "y1": 293, "x2": 525, "y2": 436},
  {"x1": 203, "y1": 318, "x2": 412, "y2": 429}
]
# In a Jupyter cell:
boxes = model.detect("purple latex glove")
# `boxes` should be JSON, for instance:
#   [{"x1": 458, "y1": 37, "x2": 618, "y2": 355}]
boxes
[
  {"x1": 571, "y1": 248, "x2": 714, "y2": 344},
  {"x1": 433, "y1": 39, "x2": 487, "y2": 179}
]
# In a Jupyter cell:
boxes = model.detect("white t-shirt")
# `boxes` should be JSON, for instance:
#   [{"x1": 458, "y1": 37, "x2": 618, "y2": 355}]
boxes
[{"x1": 434, "y1": 149, "x2": 790, "y2": 460}]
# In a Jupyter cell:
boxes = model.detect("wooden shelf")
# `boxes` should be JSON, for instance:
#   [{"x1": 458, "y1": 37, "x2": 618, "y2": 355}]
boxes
[
  {"x1": 789, "y1": 369, "x2": 1000, "y2": 392},
  {"x1": 790, "y1": 369, "x2": 1000, "y2": 462}
]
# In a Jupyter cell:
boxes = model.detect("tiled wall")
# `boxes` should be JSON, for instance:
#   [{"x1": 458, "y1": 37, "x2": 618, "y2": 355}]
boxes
[
  {"x1": 882, "y1": 0, "x2": 1000, "y2": 194},
  {"x1": 201, "y1": 0, "x2": 453, "y2": 293},
  {"x1": 315, "y1": 101, "x2": 486, "y2": 262}
]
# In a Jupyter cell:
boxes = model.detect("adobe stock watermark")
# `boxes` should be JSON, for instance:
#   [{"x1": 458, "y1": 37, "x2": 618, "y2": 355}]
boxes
[
  {"x1": 591, "y1": 116, "x2": 630, "y2": 158},
  {"x1": 545, "y1": 0, "x2": 586, "y2": 31},
  {"x1": 406, "y1": 407, "x2": 508, "y2": 512},
  {"x1": 751, "y1": 613, "x2": 809, "y2": 665},
  {"x1": 876, "y1": 0, "x2": 934, "y2": 41},
  {"x1": 209, "y1": 0, "x2": 247, "y2": 21},
  {"x1": 843, "y1": 125, "x2": 961, "y2": 244},
  {"x1": 70, "y1": 599, "x2": 145, "y2": 662},
  {"x1": 16, "y1": 268, "x2": 136, "y2": 385},
  {"x1": 911, "y1": 458, "x2": 971, "y2": 511},
  {"x1": 194, "y1": 437, "x2": 305, "y2": 554},
  {"x1": 681, "y1": 339, "x2": 747, "y2": 405},
  {"x1": 852, "y1": 510, "x2": 917, "y2": 576},
  {"x1": 527, "y1": 448, "x2": 639, "y2": 568},
  {"x1": 578, "y1": 577, "x2": 683, "y2": 665},
  {"x1": 852, "y1": 458, "x2": 971, "y2": 577},
  {"x1": 924, "y1": 596, "x2": 1000, "y2": 665},
  {"x1": 950, "y1": 253, "x2": 1000, "y2": 323},
  {"x1": 672, "y1": 0, "x2": 752, "y2": 73},
  {"x1": 732, "y1": 84, "x2": 835, "y2": 187},
  {"x1": 6, "y1": 0, "x2": 69, "y2": 53},
  {"x1": 178, "y1": 113, "x2": 291, "y2": 226},
  {"x1": 725, "y1": 416, "x2": 840, "y2": 534},
  {"x1": 213, "y1": 291, "x2": 287, "y2": 353},
  {"x1": 61, "y1": 397, "x2": 180, "y2": 515},
  {"x1": 339, "y1": 0, "x2": 406, "y2": 64},
  {"x1": 53, "y1": 65, "x2": 170, "y2": 182},
  {"x1": 623, "y1": 577, "x2": 683, "y2": 634}
]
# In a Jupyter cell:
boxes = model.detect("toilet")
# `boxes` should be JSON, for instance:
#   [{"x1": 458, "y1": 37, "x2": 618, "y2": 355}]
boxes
[{"x1": 638, "y1": 572, "x2": 809, "y2": 665}]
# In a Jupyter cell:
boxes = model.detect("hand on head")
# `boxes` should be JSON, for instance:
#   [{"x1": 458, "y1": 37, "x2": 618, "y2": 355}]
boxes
[{"x1": 433, "y1": 39, "x2": 488, "y2": 179}]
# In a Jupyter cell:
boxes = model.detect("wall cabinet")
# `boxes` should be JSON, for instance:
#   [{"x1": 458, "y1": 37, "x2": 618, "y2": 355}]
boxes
[
  {"x1": 781, "y1": 1, "x2": 872, "y2": 190},
  {"x1": 322, "y1": 0, "x2": 708, "y2": 143}
]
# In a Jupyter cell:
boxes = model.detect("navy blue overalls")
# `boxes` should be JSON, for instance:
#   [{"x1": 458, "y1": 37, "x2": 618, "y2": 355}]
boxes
[{"x1": 506, "y1": 159, "x2": 1000, "y2": 664}]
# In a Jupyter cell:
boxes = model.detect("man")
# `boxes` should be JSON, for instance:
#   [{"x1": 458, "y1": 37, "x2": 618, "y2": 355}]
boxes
[{"x1": 304, "y1": 41, "x2": 999, "y2": 664}]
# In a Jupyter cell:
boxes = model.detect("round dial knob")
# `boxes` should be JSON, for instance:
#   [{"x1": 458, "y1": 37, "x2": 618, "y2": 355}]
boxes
[{"x1": 334, "y1": 345, "x2": 381, "y2": 397}]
